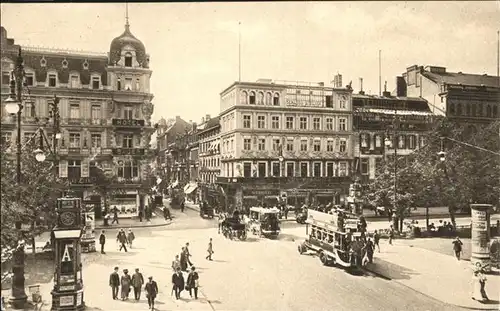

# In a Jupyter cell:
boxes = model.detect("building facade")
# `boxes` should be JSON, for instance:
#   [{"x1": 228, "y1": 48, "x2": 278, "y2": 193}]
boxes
[
  {"x1": 155, "y1": 116, "x2": 192, "y2": 188},
  {"x1": 398, "y1": 65, "x2": 499, "y2": 121},
  {"x1": 352, "y1": 92, "x2": 434, "y2": 181},
  {"x1": 217, "y1": 79, "x2": 355, "y2": 210},
  {"x1": 197, "y1": 115, "x2": 221, "y2": 205},
  {"x1": 0, "y1": 20, "x2": 155, "y2": 218}
]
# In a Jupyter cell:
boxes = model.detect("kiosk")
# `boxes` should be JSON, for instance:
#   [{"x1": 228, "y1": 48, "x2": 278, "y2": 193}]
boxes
[
  {"x1": 470, "y1": 204, "x2": 493, "y2": 273},
  {"x1": 51, "y1": 197, "x2": 85, "y2": 311}
]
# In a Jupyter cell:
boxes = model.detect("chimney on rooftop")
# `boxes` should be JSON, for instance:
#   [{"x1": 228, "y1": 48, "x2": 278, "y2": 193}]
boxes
[
  {"x1": 205, "y1": 114, "x2": 211, "y2": 121},
  {"x1": 359, "y1": 78, "x2": 365, "y2": 95}
]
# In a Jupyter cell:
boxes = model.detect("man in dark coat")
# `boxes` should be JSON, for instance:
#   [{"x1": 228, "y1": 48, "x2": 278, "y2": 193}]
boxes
[
  {"x1": 109, "y1": 266, "x2": 120, "y2": 300},
  {"x1": 180, "y1": 200, "x2": 185, "y2": 212},
  {"x1": 171, "y1": 267, "x2": 184, "y2": 300},
  {"x1": 180, "y1": 247, "x2": 188, "y2": 271},
  {"x1": 131, "y1": 268, "x2": 144, "y2": 301},
  {"x1": 99, "y1": 230, "x2": 106, "y2": 254},
  {"x1": 116, "y1": 229, "x2": 128, "y2": 252},
  {"x1": 145, "y1": 276, "x2": 158, "y2": 310},
  {"x1": 111, "y1": 206, "x2": 119, "y2": 224}
]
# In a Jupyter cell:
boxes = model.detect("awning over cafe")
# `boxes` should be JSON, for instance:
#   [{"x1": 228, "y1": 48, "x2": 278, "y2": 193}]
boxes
[{"x1": 185, "y1": 185, "x2": 198, "y2": 194}]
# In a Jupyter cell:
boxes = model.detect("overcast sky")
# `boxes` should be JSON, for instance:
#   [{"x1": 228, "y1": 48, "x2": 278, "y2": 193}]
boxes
[{"x1": 1, "y1": 2, "x2": 499, "y2": 124}]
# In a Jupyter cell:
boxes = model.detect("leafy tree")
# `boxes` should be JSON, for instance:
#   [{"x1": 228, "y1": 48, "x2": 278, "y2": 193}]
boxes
[
  {"x1": 368, "y1": 117, "x2": 500, "y2": 231},
  {"x1": 0, "y1": 138, "x2": 69, "y2": 252}
]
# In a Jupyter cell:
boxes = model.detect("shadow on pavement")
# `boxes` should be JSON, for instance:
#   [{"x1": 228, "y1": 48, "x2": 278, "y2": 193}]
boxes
[
  {"x1": 209, "y1": 259, "x2": 228, "y2": 263},
  {"x1": 278, "y1": 233, "x2": 303, "y2": 242},
  {"x1": 366, "y1": 259, "x2": 419, "y2": 280}
]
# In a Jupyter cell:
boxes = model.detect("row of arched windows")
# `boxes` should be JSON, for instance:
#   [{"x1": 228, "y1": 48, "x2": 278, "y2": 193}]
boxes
[
  {"x1": 448, "y1": 102, "x2": 498, "y2": 118},
  {"x1": 240, "y1": 91, "x2": 280, "y2": 106}
]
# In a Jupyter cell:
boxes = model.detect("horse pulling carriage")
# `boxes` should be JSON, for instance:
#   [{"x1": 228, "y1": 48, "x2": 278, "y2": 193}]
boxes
[{"x1": 221, "y1": 211, "x2": 247, "y2": 240}]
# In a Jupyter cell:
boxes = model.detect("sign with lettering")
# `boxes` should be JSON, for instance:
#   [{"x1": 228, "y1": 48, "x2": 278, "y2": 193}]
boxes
[
  {"x1": 59, "y1": 285, "x2": 75, "y2": 291},
  {"x1": 242, "y1": 189, "x2": 279, "y2": 196},
  {"x1": 307, "y1": 210, "x2": 338, "y2": 228},
  {"x1": 112, "y1": 119, "x2": 145, "y2": 127},
  {"x1": 112, "y1": 148, "x2": 145, "y2": 156},
  {"x1": 59, "y1": 296, "x2": 74, "y2": 307}
]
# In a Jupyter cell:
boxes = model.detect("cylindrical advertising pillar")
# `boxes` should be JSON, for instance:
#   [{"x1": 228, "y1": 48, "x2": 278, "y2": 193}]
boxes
[{"x1": 470, "y1": 204, "x2": 493, "y2": 272}]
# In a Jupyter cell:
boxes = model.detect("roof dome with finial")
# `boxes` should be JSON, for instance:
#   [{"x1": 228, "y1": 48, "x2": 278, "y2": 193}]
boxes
[{"x1": 109, "y1": 5, "x2": 148, "y2": 68}]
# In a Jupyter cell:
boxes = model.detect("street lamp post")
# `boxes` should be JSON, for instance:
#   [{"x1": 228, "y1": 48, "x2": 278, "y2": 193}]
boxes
[
  {"x1": 384, "y1": 122, "x2": 398, "y2": 230},
  {"x1": 4, "y1": 47, "x2": 29, "y2": 309},
  {"x1": 278, "y1": 155, "x2": 284, "y2": 209}
]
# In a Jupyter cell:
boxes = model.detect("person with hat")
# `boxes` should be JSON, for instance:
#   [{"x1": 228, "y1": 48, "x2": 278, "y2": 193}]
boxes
[
  {"x1": 131, "y1": 268, "x2": 144, "y2": 301},
  {"x1": 127, "y1": 228, "x2": 135, "y2": 249},
  {"x1": 186, "y1": 266, "x2": 200, "y2": 299},
  {"x1": 116, "y1": 229, "x2": 128, "y2": 252},
  {"x1": 206, "y1": 238, "x2": 214, "y2": 261},
  {"x1": 120, "y1": 269, "x2": 132, "y2": 300},
  {"x1": 171, "y1": 267, "x2": 185, "y2": 300},
  {"x1": 109, "y1": 266, "x2": 120, "y2": 300},
  {"x1": 99, "y1": 230, "x2": 106, "y2": 254},
  {"x1": 145, "y1": 276, "x2": 158, "y2": 310}
]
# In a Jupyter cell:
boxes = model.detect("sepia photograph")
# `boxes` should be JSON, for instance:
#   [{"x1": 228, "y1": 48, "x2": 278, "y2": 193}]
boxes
[{"x1": 0, "y1": 2, "x2": 499, "y2": 311}]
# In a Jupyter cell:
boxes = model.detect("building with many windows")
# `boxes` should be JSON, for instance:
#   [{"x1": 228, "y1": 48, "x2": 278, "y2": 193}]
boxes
[
  {"x1": 397, "y1": 65, "x2": 499, "y2": 122},
  {"x1": 0, "y1": 19, "x2": 155, "y2": 218},
  {"x1": 217, "y1": 79, "x2": 355, "y2": 210},
  {"x1": 197, "y1": 115, "x2": 221, "y2": 206},
  {"x1": 352, "y1": 91, "x2": 433, "y2": 181}
]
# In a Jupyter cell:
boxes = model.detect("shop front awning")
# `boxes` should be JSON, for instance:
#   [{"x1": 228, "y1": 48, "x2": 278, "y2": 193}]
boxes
[
  {"x1": 185, "y1": 185, "x2": 198, "y2": 194},
  {"x1": 184, "y1": 183, "x2": 191, "y2": 192}
]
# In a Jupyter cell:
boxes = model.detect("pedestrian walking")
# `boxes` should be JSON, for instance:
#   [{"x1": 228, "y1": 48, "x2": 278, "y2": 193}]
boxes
[
  {"x1": 111, "y1": 206, "x2": 119, "y2": 224},
  {"x1": 388, "y1": 225, "x2": 394, "y2": 245},
  {"x1": 171, "y1": 255, "x2": 181, "y2": 272},
  {"x1": 116, "y1": 229, "x2": 128, "y2": 252},
  {"x1": 109, "y1": 267, "x2": 120, "y2": 300},
  {"x1": 180, "y1": 200, "x2": 185, "y2": 212},
  {"x1": 218, "y1": 213, "x2": 225, "y2": 234},
  {"x1": 131, "y1": 268, "x2": 144, "y2": 301},
  {"x1": 452, "y1": 237, "x2": 463, "y2": 260},
  {"x1": 206, "y1": 238, "x2": 214, "y2": 261},
  {"x1": 185, "y1": 242, "x2": 194, "y2": 266},
  {"x1": 120, "y1": 269, "x2": 132, "y2": 300},
  {"x1": 180, "y1": 247, "x2": 188, "y2": 271},
  {"x1": 127, "y1": 229, "x2": 135, "y2": 248},
  {"x1": 171, "y1": 267, "x2": 185, "y2": 300},
  {"x1": 472, "y1": 264, "x2": 489, "y2": 302},
  {"x1": 186, "y1": 266, "x2": 200, "y2": 299},
  {"x1": 364, "y1": 237, "x2": 375, "y2": 264},
  {"x1": 163, "y1": 206, "x2": 172, "y2": 221},
  {"x1": 99, "y1": 230, "x2": 106, "y2": 254},
  {"x1": 145, "y1": 276, "x2": 158, "y2": 310},
  {"x1": 138, "y1": 207, "x2": 144, "y2": 222},
  {"x1": 373, "y1": 230, "x2": 381, "y2": 252},
  {"x1": 103, "y1": 206, "x2": 110, "y2": 226}
]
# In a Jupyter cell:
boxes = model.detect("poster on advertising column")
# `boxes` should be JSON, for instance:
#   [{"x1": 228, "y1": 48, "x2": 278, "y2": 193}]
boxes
[{"x1": 471, "y1": 209, "x2": 489, "y2": 254}]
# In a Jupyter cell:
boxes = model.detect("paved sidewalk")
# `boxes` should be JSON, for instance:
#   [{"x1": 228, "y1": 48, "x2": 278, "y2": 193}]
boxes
[
  {"x1": 95, "y1": 216, "x2": 171, "y2": 230},
  {"x1": 365, "y1": 241, "x2": 500, "y2": 310}
]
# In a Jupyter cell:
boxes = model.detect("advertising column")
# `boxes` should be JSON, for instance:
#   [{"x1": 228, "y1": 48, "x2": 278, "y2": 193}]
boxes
[{"x1": 470, "y1": 204, "x2": 492, "y2": 272}]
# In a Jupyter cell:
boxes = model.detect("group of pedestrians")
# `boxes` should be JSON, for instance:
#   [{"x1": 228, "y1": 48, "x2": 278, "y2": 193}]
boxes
[
  {"x1": 98, "y1": 228, "x2": 136, "y2": 254},
  {"x1": 109, "y1": 267, "x2": 159, "y2": 309}
]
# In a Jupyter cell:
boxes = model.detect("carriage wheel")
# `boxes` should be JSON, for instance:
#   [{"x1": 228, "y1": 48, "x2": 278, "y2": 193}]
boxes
[
  {"x1": 239, "y1": 230, "x2": 247, "y2": 241},
  {"x1": 298, "y1": 244, "x2": 304, "y2": 255},
  {"x1": 319, "y1": 252, "x2": 329, "y2": 266}
]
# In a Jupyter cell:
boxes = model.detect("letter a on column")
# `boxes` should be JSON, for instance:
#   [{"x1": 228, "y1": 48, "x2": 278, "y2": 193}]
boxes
[{"x1": 61, "y1": 244, "x2": 72, "y2": 262}]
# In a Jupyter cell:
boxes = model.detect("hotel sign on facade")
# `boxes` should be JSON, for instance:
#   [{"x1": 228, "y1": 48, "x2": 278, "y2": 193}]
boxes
[
  {"x1": 112, "y1": 148, "x2": 145, "y2": 156},
  {"x1": 112, "y1": 119, "x2": 145, "y2": 127}
]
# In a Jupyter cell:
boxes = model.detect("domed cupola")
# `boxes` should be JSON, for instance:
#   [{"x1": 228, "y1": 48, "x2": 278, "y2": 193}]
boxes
[{"x1": 109, "y1": 17, "x2": 149, "y2": 68}]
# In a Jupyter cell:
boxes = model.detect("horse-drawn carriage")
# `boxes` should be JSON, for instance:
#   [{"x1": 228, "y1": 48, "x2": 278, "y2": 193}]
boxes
[{"x1": 221, "y1": 211, "x2": 247, "y2": 240}]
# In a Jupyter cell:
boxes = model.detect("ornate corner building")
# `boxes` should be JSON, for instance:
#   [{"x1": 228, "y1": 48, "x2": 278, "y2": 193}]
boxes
[
  {"x1": 0, "y1": 20, "x2": 155, "y2": 218},
  {"x1": 216, "y1": 78, "x2": 355, "y2": 210}
]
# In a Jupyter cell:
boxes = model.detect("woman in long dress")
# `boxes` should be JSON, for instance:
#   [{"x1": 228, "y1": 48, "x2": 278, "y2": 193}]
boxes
[{"x1": 120, "y1": 269, "x2": 132, "y2": 300}]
